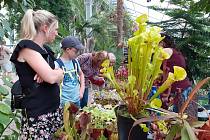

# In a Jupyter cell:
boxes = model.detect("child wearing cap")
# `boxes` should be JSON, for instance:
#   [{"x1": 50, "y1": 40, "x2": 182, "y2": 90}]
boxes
[{"x1": 55, "y1": 36, "x2": 85, "y2": 108}]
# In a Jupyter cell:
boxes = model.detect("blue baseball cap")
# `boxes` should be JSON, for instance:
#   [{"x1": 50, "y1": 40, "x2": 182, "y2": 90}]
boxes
[{"x1": 61, "y1": 36, "x2": 84, "y2": 50}]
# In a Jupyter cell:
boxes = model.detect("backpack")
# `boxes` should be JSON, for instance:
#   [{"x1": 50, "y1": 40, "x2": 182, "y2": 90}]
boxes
[
  {"x1": 56, "y1": 58, "x2": 80, "y2": 77},
  {"x1": 11, "y1": 80, "x2": 40, "y2": 111},
  {"x1": 11, "y1": 80, "x2": 24, "y2": 111}
]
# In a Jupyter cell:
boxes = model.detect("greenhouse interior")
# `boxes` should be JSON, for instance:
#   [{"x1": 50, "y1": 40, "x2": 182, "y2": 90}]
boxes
[{"x1": 0, "y1": 0, "x2": 209, "y2": 140}]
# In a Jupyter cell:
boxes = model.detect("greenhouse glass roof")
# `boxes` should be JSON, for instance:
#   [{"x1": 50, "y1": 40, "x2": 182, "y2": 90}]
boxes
[{"x1": 124, "y1": 0, "x2": 171, "y2": 22}]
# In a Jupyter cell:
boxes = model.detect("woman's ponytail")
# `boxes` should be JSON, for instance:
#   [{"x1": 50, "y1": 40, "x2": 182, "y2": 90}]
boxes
[{"x1": 20, "y1": 9, "x2": 37, "y2": 40}]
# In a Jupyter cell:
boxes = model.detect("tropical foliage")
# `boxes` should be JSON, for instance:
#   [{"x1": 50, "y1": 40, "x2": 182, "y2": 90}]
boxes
[
  {"x1": 0, "y1": 75, "x2": 21, "y2": 139},
  {"x1": 2, "y1": 0, "x2": 133, "y2": 67}
]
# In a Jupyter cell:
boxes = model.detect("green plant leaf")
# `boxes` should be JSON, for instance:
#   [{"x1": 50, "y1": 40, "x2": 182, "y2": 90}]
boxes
[
  {"x1": 0, "y1": 85, "x2": 9, "y2": 96},
  {"x1": 2, "y1": 76, "x2": 13, "y2": 88},
  {"x1": 14, "y1": 117, "x2": 21, "y2": 130},
  {"x1": 183, "y1": 120, "x2": 198, "y2": 140},
  {"x1": 0, "y1": 123, "x2": 4, "y2": 134},
  {"x1": 0, "y1": 112, "x2": 10, "y2": 125},
  {"x1": 165, "y1": 124, "x2": 182, "y2": 140},
  {"x1": 181, "y1": 127, "x2": 190, "y2": 140},
  {"x1": 0, "y1": 103, "x2": 11, "y2": 114}
]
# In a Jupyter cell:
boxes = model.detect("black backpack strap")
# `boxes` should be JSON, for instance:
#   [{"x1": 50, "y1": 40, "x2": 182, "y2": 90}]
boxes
[
  {"x1": 56, "y1": 58, "x2": 66, "y2": 71},
  {"x1": 72, "y1": 59, "x2": 79, "y2": 74},
  {"x1": 72, "y1": 59, "x2": 80, "y2": 83},
  {"x1": 44, "y1": 45, "x2": 56, "y2": 61}
]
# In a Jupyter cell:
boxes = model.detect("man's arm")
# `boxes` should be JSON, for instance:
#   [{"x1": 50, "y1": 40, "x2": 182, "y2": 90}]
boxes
[{"x1": 79, "y1": 69, "x2": 85, "y2": 99}]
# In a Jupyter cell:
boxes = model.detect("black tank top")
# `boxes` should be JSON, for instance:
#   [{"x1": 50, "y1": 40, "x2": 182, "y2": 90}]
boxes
[{"x1": 10, "y1": 40, "x2": 60, "y2": 118}]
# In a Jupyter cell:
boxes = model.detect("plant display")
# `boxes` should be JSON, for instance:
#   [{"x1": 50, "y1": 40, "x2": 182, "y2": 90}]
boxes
[
  {"x1": 83, "y1": 104, "x2": 116, "y2": 130},
  {"x1": 54, "y1": 103, "x2": 117, "y2": 140},
  {"x1": 93, "y1": 90, "x2": 121, "y2": 106},
  {"x1": 136, "y1": 77, "x2": 210, "y2": 140},
  {"x1": 100, "y1": 14, "x2": 187, "y2": 117},
  {"x1": 54, "y1": 103, "x2": 91, "y2": 140}
]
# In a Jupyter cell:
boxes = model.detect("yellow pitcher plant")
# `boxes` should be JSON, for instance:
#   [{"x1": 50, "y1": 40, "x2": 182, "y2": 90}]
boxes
[{"x1": 101, "y1": 14, "x2": 187, "y2": 118}]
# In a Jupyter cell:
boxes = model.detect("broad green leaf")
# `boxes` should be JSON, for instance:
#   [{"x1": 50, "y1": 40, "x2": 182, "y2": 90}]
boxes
[
  {"x1": 0, "y1": 103, "x2": 11, "y2": 114},
  {"x1": 165, "y1": 124, "x2": 182, "y2": 140},
  {"x1": 0, "y1": 112, "x2": 10, "y2": 125},
  {"x1": 0, "y1": 85, "x2": 9, "y2": 96},
  {"x1": 0, "y1": 123, "x2": 4, "y2": 134},
  {"x1": 14, "y1": 117, "x2": 21, "y2": 130},
  {"x1": 181, "y1": 127, "x2": 190, "y2": 140},
  {"x1": 2, "y1": 76, "x2": 13, "y2": 88},
  {"x1": 183, "y1": 120, "x2": 198, "y2": 140}
]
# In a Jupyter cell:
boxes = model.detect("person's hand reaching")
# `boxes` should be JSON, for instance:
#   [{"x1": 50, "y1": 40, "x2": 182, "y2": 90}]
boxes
[{"x1": 88, "y1": 75, "x2": 105, "y2": 86}]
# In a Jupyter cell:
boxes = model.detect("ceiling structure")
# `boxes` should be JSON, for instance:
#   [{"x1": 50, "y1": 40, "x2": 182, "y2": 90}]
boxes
[{"x1": 123, "y1": 0, "x2": 171, "y2": 22}]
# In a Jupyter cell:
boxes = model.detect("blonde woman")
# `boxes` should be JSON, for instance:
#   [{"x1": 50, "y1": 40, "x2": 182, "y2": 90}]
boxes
[{"x1": 10, "y1": 9, "x2": 64, "y2": 139}]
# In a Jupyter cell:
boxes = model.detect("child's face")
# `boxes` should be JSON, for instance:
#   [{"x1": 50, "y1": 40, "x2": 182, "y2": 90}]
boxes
[{"x1": 66, "y1": 47, "x2": 79, "y2": 59}]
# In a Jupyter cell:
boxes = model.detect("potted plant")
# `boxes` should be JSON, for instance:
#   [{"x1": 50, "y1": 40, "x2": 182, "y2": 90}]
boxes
[
  {"x1": 53, "y1": 103, "x2": 117, "y2": 140},
  {"x1": 100, "y1": 14, "x2": 187, "y2": 140},
  {"x1": 82, "y1": 104, "x2": 117, "y2": 139},
  {"x1": 53, "y1": 103, "x2": 91, "y2": 140}
]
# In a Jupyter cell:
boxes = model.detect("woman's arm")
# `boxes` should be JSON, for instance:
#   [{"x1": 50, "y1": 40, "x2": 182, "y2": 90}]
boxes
[{"x1": 19, "y1": 48, "x2": 64, "y2": 84}]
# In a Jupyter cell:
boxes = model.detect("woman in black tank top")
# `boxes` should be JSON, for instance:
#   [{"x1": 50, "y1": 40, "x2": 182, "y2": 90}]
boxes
[{"x1": 10, "y1": 9, "x2": 64, "y2": 139}]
